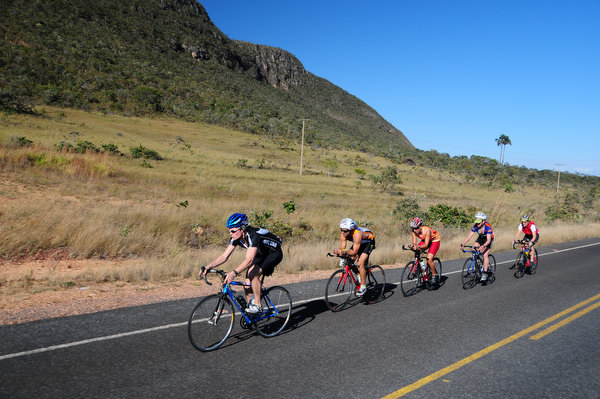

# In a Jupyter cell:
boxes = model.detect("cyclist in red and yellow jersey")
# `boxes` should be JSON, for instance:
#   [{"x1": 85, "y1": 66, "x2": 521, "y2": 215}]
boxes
[
  {"x1": 409, "y1": 217, "x2": 440, "y2": 284},
  {"x1": 461, "y1": 212, "x2": 494, "y2": 282},
  {"x1": 512, "y1": 214, "x2": 540, "y2": 265},
  {"x1": 333, "y1": 218, "x2": 376, "y2": 296}
]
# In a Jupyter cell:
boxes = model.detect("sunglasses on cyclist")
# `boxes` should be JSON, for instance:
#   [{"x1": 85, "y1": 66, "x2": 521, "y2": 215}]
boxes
[
  {"x1": 340, "y1": 229, "x2": 350, "y2": 233},
  {"x1": 229, "y1": 228, "x2": 241, "y2": 234}
]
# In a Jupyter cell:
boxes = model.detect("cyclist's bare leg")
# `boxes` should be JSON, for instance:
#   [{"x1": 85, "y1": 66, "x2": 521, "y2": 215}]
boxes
[
  {"x1": 247, "y1": 264, "x2": 263, "y2": 306},
  {"x1": 356, "y1": 253, "x2": 369, "y2": 284},
  {"x1": 474, "y1": 243, "x2": 490, "y2": 272},
  {"x1": 529, "y1": 244, "x2": 536, "y2": 262},
  {"x1": 426, "y1": 252, "x2": 437, "y2": 276}
]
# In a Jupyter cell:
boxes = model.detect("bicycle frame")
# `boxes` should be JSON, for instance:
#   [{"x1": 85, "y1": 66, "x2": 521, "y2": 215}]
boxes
[
  {"x1": 324, "y1": 253, "x2": 386, "y2": 311},
  {"x1": 403, "y1": 246, "x2": 432, "y2": 282},
  {"x1": 205, "y1": 270, "x2": 278, "y2": 325},
  {"x1": 463, "y1": 249, "x2": 482, "y2": 274}
]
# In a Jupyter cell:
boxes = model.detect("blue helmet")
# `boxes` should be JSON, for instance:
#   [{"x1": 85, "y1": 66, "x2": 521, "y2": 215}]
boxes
[{"x1": 226, "y1": 213, "x2": 248, "y2": 229}]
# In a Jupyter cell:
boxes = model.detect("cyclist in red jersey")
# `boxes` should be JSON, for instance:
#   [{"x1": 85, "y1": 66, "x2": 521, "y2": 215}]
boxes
[
  {"x1": 460, "y1": 212, "x2": 494, "y2": 282},
  {"x1": 333, "y1": 218, "x2": 376, "y2": 296},
  {"x1": 408, "y1": 217, "x2": 440, "y2": 284},
  {"x1": 512, "y1": 214, "x2": 539, "y2": 265}
]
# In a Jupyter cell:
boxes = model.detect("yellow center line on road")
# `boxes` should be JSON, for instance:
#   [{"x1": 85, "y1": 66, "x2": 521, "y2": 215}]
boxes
[
  {"x1": 381, "y1": 293, "x2": 600, "y2": 399},
  {"x1": 530, "y1": 301, "x2": 600, "y2": 340}
]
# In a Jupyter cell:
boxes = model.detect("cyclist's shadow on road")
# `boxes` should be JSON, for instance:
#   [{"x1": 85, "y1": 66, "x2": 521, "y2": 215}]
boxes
[{"x1": 219, "y1": 283, "x2": 399, "y2": 350}]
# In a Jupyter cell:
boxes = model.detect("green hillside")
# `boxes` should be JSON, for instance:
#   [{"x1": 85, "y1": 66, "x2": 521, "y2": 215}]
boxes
[{"x1": 0, "y1": 0, "x2": 412, "y2": 152}]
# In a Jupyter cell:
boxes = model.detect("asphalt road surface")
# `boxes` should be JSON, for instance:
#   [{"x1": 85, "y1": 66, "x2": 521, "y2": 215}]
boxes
[{"x1": 1, "y1": 238, "x2": 599, "y2": 398}]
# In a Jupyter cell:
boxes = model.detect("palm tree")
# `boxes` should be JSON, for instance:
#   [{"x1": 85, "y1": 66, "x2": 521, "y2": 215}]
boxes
[{"x1": 495, "y1": 134, "x2": 512, "y2": 164}]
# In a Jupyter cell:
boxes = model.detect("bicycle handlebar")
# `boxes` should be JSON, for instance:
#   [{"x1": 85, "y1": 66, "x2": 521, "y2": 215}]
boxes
[
  {"x1": 513, "y1": 239, "x2": 531, "y2": 250},
  {"x1": 327, "y1": 252, "x2": 352, "y2": 259},
  {"x1": 461, "y1": 245, "x2": 477, "y2": 254},
  {"x1": 199, "y1": 266, "x2": 227, "y2": 286},
  {"x1": 402, "y1": 245, "x2": 427, "y2": 254}
]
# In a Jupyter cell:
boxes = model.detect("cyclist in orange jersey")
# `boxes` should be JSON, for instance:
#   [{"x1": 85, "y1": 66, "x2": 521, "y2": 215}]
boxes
[
  {"x1": 409, "y1": 217, "x2": 440, "y2": 285},
  {"x1": 333, "y1": 218, "x2": 376, "y2": 296}
]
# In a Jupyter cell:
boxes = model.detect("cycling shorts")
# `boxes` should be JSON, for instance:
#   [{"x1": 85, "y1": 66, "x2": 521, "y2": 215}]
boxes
[
  {"x1": 524, "y1": 233, "x2": 539, "y2": 245},
  {"x1": 419, "y1": 240, "x2": 440, "y2": 256},
  {"x1": 476, "y1": 236, "x2": 494, "y2": 249},
  {"x1": 249, "y1": 247, "x2": 283, "y2": 277},
  {"x1": 358, "y1": 239, "x2": 376, "y2": 256}
]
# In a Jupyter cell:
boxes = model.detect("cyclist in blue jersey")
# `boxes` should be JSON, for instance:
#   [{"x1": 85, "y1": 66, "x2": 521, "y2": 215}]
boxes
[
  {"x1": 460, "y1": 212, "x2": 494, "y2": 282},
  {"x1": 201, "y1": 213, "x2": 283, "y2": 314}
]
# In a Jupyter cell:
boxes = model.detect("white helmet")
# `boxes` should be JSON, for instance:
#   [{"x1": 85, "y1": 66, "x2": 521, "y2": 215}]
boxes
[
  {"x1": 340, "y1": 218, "x2": 357, "y2": 230},
  {"x1": 474, "y1": 212, "x2": 487, "y2": 223}
]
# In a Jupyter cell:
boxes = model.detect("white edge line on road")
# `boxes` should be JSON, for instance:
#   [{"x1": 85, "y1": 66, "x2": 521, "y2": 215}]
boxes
[{"x1": 2, "y1": 241, "x2": 600, "y2": 361}]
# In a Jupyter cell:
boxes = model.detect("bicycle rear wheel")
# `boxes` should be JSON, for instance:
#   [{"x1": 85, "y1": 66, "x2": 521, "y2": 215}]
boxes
[
  {"x1": 255, "y1": 286, "x2": 292, "y2": 337},
  {"x1": 514, "y1": 252, "x2": 526, "y2": 278},
  {"x1": 486, "y1": 254, "x2": 496, "y2": 283},
  {"x1": 529, "y1": 248, "x2": 539, "y2": 274},
  {"x1": 426, "y1": 258, "x2": 442, "y2": 290},
  {"x1": 325, "y1": 269, "x2": 354, "y2": 311},
  {"x1": 400, "y1": 261, "x2": 420, "y2": 296},
  {"x1": 461, "y1": 258, "x2": 477, "y2": 290},
  {"x1": 188, "y1": 294, "x2": 234, "y2": 352},
  {"x1": 363, "y1": 265, "x2": 386, "y2": 303}
]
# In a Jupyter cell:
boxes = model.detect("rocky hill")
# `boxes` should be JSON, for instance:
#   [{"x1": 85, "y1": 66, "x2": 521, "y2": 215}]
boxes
[{"x1": 0, "y1": 0, "x2": 413, "y2": 152}]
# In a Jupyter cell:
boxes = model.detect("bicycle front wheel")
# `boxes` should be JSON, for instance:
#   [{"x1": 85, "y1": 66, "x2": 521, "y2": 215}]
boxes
[
  {"x1": 400, "y1": 261, "x2": 420, "y2": 297},
  {"x1": 461, "y1": 258, "x2": 477, "y2": 290},
  {"x1": 364, "y1": 265, "x2": 386, "y2": 303},
  {"x1": 255, "y1": 286, "x2": 292, "y2": 338},
  {"x1": 188, "y1": 294, "x2": 234, "y2": 352},
  {"x1": 325, "y1": 269, "x2": 354, "y2": 311},
  {"x1": 514, "y1": 252, "x2": 526, "y2": 278}
]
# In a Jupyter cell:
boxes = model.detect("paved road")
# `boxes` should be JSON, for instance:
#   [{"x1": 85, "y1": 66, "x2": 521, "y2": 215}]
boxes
[{"x1": 1, "y1": 238, "x2": 599, "y2": 398}]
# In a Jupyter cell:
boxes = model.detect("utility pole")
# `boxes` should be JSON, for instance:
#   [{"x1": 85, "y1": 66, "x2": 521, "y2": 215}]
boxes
[
  {"x1": 556, "y1": 163, "x2": 564, "y2": 192},
  {"x1": 299, "y1": 118, "x2": 308, "y2": 175}
]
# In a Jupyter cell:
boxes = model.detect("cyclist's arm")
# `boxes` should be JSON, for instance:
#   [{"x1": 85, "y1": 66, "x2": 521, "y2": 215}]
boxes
[
  {"x1": 461, "y1": 231, "x2": 474, "y2": 247},
  {"x1": 333, "y1": 232, "x2": 348, "y2": 255},
  {"x1": 421, "y1": 229, "x2": 432, "y2": 249},
  {"x1": 481, "y1": 232, "x2": 492, "y2": 249},
  {"x1": 513, "y1": 225, "x2": 522, "y2": 243},
  {"x1": 224, "y1": 246, "x2": 257, "y2": 284},
  {"x1": 202, "y1": 244, "x2": 236, "y2": 276},
  {"x1": 530, "y1": 226, "x2": 538, "y2": 243},
  {"x1": 410, "y1": 231, "x2": 418, "y2": 247},
  {"x1": 346, "y1": 231, "x2": 362, "y2": 257}
]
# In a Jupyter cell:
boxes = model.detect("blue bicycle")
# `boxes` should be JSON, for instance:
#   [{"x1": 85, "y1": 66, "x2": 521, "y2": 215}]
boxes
[
  {"x1": 461, "y1": 246, "x2": 496, "y2": 289},
  {"x1": 188, "y1": 267, "x2": 292, "y2": 352}
]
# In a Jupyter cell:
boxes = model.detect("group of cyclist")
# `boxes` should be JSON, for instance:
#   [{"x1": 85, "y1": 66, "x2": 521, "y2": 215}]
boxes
[{"x1": 201, "y1": 210, "x2": 540, "y2": 313}]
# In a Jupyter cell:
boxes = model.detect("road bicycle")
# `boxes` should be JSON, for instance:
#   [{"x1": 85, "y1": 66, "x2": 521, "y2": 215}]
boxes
[
  {"x1": 188, "y1": 267, "x2": 292, "y2": 352},
  {"x1": 513, "y1": 239, "x2": 538, "y2": 278},
  {"x1": 324, "y1": 253, "x2": 386, "y2": 312},
  {"x1": 461, "y1": 246, "x2": 496, "y2": 289},
  {"x1": 400, "y1": 245, "x2": 442, "y2": 296}
]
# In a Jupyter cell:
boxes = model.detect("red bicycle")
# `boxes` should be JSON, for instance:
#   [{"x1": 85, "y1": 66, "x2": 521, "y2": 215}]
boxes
[
  {"x1": 324, "y1": 253, "x2": 386, "y2": 312},
  {"x1": 400, "y1": 245, "x2": 442, "y2": 296}
]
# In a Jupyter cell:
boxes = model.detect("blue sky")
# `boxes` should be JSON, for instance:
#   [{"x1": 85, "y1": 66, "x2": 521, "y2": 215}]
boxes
[{"x1": 199, "y1": 1, "x2": 600, "y2": 176}]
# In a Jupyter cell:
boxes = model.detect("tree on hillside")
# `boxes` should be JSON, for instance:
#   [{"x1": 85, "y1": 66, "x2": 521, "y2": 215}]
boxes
[{"x1": 495, "y1": 134, "x2": 512, "y2": 164}]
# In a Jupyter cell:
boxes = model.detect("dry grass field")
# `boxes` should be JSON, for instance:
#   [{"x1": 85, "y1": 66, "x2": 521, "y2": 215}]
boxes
[{"x1": 1, "y1": 107, "x2": 599, "y2": 322}]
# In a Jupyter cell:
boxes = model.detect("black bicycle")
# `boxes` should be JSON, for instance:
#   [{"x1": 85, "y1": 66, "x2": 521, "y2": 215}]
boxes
[
  {"x1": 513, "y1": 239, "x2": 538, "y2": 278},
  {"x1": 188, "y1": 267, "x2": 292, "y2": 352}
]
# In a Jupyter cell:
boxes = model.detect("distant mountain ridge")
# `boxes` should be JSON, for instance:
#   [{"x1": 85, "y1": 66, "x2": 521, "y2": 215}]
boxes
[{"x1": 0, "y1": 0, "x2": 413, "y2": 151}]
